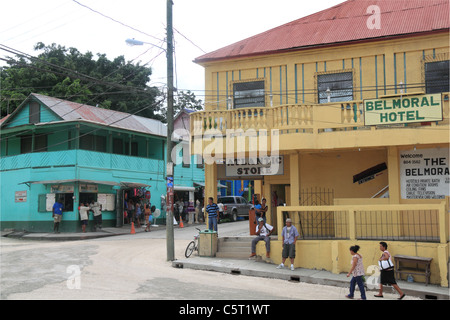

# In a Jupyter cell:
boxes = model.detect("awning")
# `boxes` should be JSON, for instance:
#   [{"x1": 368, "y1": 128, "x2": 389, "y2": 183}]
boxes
[
  {"x1": 120, "y1": 181, "x2": 151, "y2": 188},
  {"x1": 193, "y1": 182, "x2": 228, "y2": 188},
  {"x1": 20, "y1": 179, "x2": 120, "y2": 187}
]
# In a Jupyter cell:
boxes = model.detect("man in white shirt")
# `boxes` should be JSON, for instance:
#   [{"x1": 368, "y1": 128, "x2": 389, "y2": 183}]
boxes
[
  {"x1": 79, "y1": 203, "x2": 90, "y2": 233},
  {"x1": 90, "y1": 200, "x2": 102, "y2": 231},
  {"x1": 250, "y1": 218, "x2": 273, "y2": 259}
]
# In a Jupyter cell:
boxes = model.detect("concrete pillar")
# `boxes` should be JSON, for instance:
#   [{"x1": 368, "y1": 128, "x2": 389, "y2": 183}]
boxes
[
  {"x1": 290, "y1": 153, "x2": 300, "y2": 206},
  {"x1": 387, "y1": 146, "x2": 400, "y2": 204}
]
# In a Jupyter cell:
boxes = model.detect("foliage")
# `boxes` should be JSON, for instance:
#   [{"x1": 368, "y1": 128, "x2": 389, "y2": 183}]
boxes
[{"x1": 0, "y1": 42, "x2": 163, "y2": 120}]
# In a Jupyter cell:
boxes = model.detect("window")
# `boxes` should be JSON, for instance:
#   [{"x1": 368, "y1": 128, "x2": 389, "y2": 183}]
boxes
[
  {"x1": 113, "y1": 138, "x2": 124, "y2": 155},
  {"x1": 29, "y1": 101, "x2": 40, "y2": 124},
  {"x1": 34, "y1": 134, "x2": 48, "y2": 152},
  {"x1": 182, "y1": 144, "x2": 190, "y2": 168},
  {"x1": 218, "y1": 197, "x2": 235, "y2": 204},
  {"x1": 233, "y1": 80, "x2": 265, "y2": 108},
  {"x1": 425, "y1": 60, "x2": 449, "y2": 94},
  {"x1": 80, "y1": 134, "x2": 106, "y2": 152},
  {"x1": 317, "y1": 72, "x2": 353, "y2": 104},
  {"x1": 20, "y1": 135, "x2": 32, "y2": 154},
  {"x1": 20, "y1": 134, "x2": 47, "y2": 154},
  {"x1": 124, "y1": 141, "x2": 138, "y2": 156}
]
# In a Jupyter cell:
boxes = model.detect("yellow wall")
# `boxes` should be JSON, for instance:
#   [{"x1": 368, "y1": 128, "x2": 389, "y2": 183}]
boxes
[
  {"x1": 254, "y1": 239, "x2": 447, "y2": 286},
  {"x1": 200, "y1": 33, "x2": 449, "y2": 112}
]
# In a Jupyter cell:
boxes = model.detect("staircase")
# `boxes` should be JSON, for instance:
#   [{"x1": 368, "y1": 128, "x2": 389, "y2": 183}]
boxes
[{"x1": 216, "y1": 236, "x2": 253, "y2": 259}]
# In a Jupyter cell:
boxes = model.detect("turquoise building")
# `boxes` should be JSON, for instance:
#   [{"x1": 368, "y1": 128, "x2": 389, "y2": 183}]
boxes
[{"x1": 0, "y1": 93, "x2": 205, "y2": 232}]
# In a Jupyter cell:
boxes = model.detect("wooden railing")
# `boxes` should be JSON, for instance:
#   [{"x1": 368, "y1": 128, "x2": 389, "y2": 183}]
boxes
[
  {"x1": 276, "y1": 200, "x2": 449, "y2": 244},
  {"x1": 191, "y1": 93, "x2": 450, "y2": 136}
]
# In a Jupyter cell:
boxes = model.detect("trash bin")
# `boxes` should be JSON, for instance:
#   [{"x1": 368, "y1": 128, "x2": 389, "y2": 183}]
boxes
[{"x1": 199, "y1": 229, "x2": 218, "y2": 257}]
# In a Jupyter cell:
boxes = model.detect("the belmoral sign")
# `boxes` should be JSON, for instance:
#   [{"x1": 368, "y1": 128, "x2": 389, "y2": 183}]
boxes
[{"x1": 364, "y1": 93, "x2": 442, "y2": 126}]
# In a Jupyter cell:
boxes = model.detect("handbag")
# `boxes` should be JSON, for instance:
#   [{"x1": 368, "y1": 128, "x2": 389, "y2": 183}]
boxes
[{"x1": 378, "y1": 257, "x2": 394, "y2": 270}]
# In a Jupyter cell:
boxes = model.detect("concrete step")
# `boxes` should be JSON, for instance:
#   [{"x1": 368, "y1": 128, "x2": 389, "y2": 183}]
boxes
[{"x1": 216, "y1": 236, "x2": 252, "y2": 259}]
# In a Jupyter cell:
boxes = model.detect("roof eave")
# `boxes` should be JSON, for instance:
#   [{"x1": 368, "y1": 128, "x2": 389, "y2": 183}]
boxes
[{"x1": 194, "y1": 28, "x2": 450, "y2": 65}]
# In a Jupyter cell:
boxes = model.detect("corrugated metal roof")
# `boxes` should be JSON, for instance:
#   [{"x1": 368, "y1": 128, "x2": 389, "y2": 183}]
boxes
[
  {"x1": 30, "y1": 93, "x2": 167, "y2": 137},
  {"x1": 195, "y1": 0, "x2": 449, "y2": 64}
]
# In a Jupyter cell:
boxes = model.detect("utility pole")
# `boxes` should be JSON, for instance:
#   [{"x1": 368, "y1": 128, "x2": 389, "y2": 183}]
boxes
[{"x1": 166, "y1": 0, "x2": 175, "y2": 261}]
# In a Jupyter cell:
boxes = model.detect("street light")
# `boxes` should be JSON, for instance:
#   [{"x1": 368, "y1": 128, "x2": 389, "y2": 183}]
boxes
[{"x1": 125, "y1": 38, "x2": 166, "y2": 52}]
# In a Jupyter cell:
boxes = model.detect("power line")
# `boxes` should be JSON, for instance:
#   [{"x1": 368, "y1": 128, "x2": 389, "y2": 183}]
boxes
[{"x1": 71, "y1": 0, "x2": 165, "y2": 47}]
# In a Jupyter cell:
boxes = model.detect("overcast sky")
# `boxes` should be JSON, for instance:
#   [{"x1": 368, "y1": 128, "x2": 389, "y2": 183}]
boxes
[{"x1": 0, "y1": 0, "x2": 344, "y2": 101}]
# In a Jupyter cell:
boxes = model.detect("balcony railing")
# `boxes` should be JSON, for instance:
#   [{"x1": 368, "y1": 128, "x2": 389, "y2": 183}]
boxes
[
  {"x1": 0, "y1": 149, "x2": 164, "y2": 173},
  {"x1": 191, "y1": 93, "x2": 450, "y2": 136},
  {"x1": 276, "y1": 200, "x2": 449, "y2": 244}
]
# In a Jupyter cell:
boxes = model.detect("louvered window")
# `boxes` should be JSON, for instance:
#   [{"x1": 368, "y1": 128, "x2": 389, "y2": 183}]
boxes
[
  {"x1": 425, "y1": 60, "x2": 449, "y2": 94},
  {"x1": 233, "y1": 81, "x2": 265, "y2": 108},
  {"x1": 318, "y1": 72, "x2": 353, "y2": 104}
]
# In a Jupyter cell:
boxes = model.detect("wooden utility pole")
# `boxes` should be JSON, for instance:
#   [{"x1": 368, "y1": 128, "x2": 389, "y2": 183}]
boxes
[{"x1": 166, "y1": 0, "x2": 175, "y2": 261}]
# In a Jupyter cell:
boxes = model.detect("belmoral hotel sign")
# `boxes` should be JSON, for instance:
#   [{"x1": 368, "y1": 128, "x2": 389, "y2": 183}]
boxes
[{"x1": 364, "y1": 93, "x2": 443, "y2": 126}]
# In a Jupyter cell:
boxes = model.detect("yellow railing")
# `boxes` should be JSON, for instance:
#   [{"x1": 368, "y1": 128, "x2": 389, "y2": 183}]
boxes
[
  {"x1": 191, "y1": 93, "x2": 450, "y2": 136},
  {"x1": 276, "y1": 200, "x2": 449, "y2": 244}
]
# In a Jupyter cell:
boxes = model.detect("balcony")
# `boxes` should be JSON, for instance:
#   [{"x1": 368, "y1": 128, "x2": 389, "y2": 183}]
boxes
[
  {"x1": 191, "y1": 93, "x2": 449, "y2": 152},
  {"x1": 0, "y1": 149, "x2": 164, "y2": 173}
]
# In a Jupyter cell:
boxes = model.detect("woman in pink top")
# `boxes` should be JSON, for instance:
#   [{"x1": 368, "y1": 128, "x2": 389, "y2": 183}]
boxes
[{"x1": 346, "y1": 245, "x2": 366, "y2": 300}]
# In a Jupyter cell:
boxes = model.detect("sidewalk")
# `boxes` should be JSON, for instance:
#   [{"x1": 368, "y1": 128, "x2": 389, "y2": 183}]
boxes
[
  {"x1": 0, "y1": 223, "x2": 168, "y2": 241},
  {"x1": 173, "y1": 255, "x2": 450, "y2": 300},
  {"x1": 3, "y1": 225, "x2": 448, "y2": 300}
]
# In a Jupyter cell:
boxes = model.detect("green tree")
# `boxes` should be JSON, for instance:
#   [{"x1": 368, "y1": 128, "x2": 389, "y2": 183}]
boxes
[
  {"x1": 174, "y1": 90, "x2": 203, "y2": 113},
  {"x1": 0, "y1": 42, "x2": 163, "y2": 121}
]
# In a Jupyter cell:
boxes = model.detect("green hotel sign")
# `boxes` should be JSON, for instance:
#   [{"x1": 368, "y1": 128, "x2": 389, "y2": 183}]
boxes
[{"x1": 364, "y1": 93, "x2": 443, "y2": 126}]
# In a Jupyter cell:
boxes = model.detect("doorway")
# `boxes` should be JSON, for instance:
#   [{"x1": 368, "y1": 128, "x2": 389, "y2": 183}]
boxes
[{"x1": 270, "y1": 184, "x2": 288, "y2": 233}]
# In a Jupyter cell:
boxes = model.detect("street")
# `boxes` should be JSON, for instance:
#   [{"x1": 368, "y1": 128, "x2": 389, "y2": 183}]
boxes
[{"x1": 0, "y1": 221, "x2": 415, "y2": 300}]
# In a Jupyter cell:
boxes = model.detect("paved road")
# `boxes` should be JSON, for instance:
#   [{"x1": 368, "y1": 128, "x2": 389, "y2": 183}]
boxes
[{"x1": 0, "y1": 221, "x2": 407, "y2": 300}]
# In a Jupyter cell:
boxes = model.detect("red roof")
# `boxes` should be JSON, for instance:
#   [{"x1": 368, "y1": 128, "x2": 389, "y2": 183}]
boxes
[{"x1": 195, "y1": 0, "x2": 449, "y2": 64}]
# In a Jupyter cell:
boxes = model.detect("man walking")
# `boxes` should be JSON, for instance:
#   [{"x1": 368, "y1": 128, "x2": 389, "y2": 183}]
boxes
[
  {"x1": 206, "y1": 197, "x2": 219, "y2": 232},
  {"x1": 277, "y1": 218, "x2": 299, "y2": 270},
  {"x1": 250, "y1": 218, "x2": 273, "y2": 259}
]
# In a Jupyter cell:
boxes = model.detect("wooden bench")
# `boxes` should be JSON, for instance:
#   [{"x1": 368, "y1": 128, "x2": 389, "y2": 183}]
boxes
[{"x1": 394, "y1": 255, "x2": 433, "y2": 286}]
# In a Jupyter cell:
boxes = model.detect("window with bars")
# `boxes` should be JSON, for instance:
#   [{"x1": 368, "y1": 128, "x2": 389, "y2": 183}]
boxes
[
  {"x1": 233, "y1": 80, "x2": 265, "y2": 108},
  {"x1": 317, "y1": 72, "x2": 353, "y2": 104},
  {"x1": 29, "y1": 101, "x2": 40, "y2": 124},
  {"x1": 425, "y1": 60, "x2": 449, "y2": 94}
]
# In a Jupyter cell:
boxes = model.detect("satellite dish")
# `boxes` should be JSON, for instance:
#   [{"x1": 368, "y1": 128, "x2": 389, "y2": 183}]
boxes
[{"x1": 152, "y1": 208, "x2": 161, "y2": 227}]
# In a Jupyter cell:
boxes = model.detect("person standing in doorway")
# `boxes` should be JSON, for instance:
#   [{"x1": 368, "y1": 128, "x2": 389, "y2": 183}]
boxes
[
  {"x1": 52, "y1": 198, "x2": 64, "y2": 233},
  {"x1": 255, "y1": 198, "x2": 268, "y2": 223},
  {"x1": 277, "y1": 218, "x2": 299, "y2": 270},
  {"x1": 90, "y1": 199, "x2": 102, "y2": 231},
  {"x1": 375, "y1": 241, "x2": 406, "y2": 300},
  {"x1": 206, "y1": 197, "x2": 219, "y2": 232},
  {"x1": 346, "y1": 245, "x2": 366, "y2": 300},
  {"x1": 79, "y1": 203, "x2": 90, "y2": 233}
]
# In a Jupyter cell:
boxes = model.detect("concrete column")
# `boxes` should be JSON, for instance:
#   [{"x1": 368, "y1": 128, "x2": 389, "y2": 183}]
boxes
[
  {"x1": 290, "y1": 153, "x2": 300, "y2": 206},
  {"x1": 387, "y1": 146, "x2": 401, "y2": 204},
  {"x1": 204, "y1": 162, "x2": 218, "y2": 226}
]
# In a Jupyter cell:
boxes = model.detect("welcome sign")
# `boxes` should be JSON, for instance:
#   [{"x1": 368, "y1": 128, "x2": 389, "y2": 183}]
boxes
[{"x1": 364, "y1": 93, "x2": 443, "y2": 126}]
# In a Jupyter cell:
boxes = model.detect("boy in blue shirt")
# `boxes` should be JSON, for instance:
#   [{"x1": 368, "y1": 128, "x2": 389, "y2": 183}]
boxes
[{"x1": 52, "y1": 199, "x2": 64, "y2": 233}]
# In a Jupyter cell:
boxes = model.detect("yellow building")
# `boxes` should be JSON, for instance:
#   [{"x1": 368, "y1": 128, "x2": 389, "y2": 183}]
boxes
[{"x1": 191, "y1": 0, "x2": 449, "y2": 286}]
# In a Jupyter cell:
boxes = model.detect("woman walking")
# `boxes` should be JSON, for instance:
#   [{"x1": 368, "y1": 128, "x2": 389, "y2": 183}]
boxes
[
  {"x1": 346, "y1": 245, "x2": 366, "y2": 300},
  {"x1": 375, "y1": 241, "x2": 406, "y2": 299}
]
